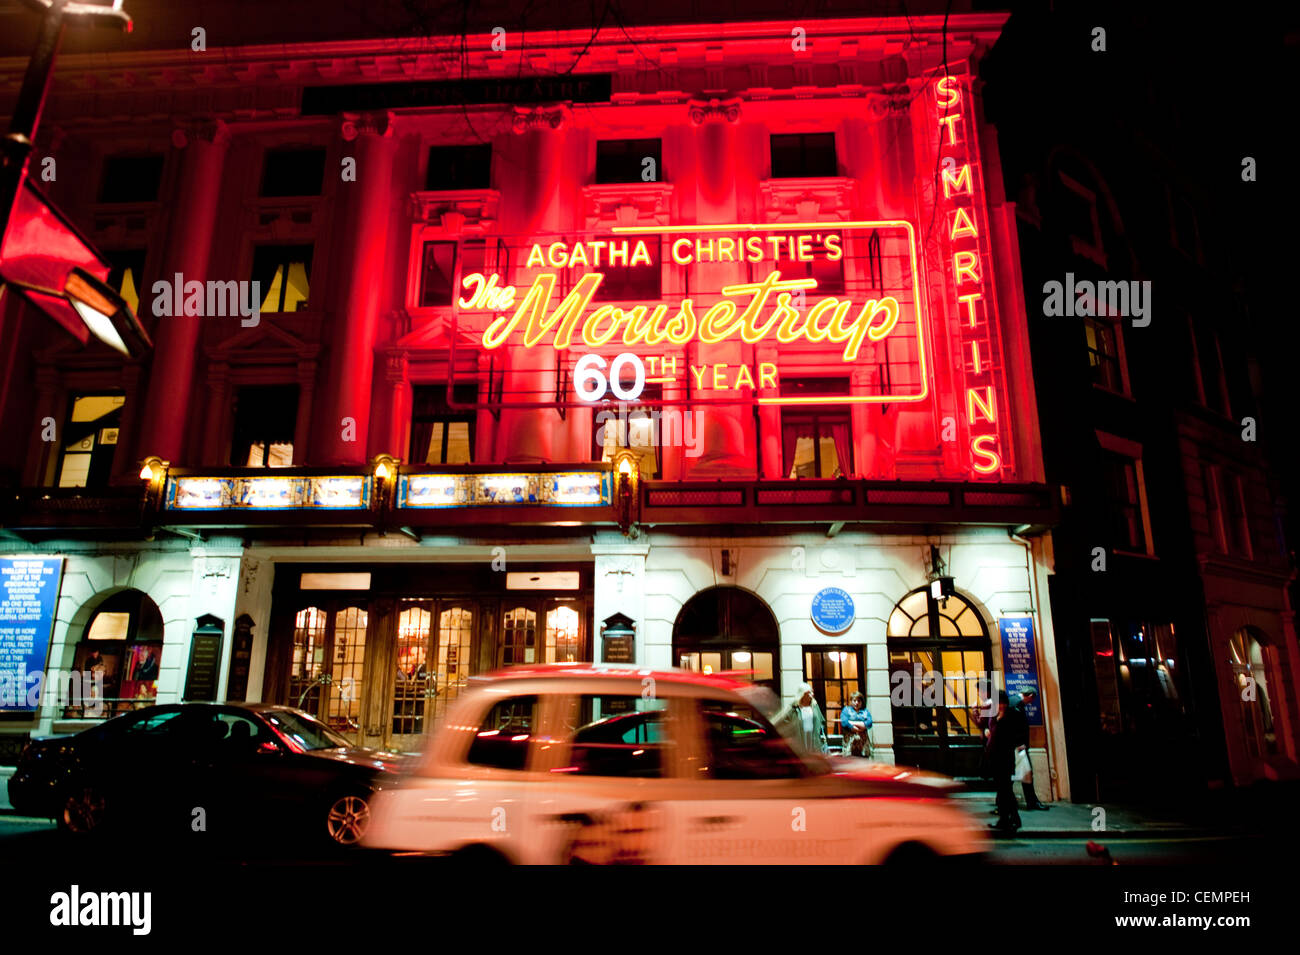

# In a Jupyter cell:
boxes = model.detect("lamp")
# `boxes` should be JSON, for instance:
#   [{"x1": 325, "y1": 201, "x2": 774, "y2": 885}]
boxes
[
  {"x1": 612, "y1": 450, "x2": 639, "y2": 535},
  {"x1": 926, "y1": 544, "x2": 955, "y2": 606}
]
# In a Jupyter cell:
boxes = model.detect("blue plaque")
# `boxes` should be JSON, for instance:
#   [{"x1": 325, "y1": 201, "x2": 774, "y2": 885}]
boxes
[
  {"x1": 810, "y1": 587, "x2": 855, "y2": 635},
  {"x1": 0, "y1": 557, "x2": 64, "y2": 711}
]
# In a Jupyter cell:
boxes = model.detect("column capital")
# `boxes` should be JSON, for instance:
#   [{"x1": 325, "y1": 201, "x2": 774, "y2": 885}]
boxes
[
  {"x1": 340, "y1": 110, "x2": 393, "y2": 141},
  {"x1": 687, "y1": 96, "x2": 742, "y2": 126},
  {"x1": 171, "y1": 118, "x2": 231, "y2": 150},
  {"x1": 511, "y1": 103, "x2": 571, "y2": 134}
]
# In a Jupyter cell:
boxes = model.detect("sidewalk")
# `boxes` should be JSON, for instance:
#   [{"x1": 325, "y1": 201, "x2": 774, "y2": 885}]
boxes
[{"x1": 950, "y1": 791, "x2": 1212, "y2": 838}]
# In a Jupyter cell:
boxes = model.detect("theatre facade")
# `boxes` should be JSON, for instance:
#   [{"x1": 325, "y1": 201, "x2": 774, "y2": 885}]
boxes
[{"x1": 0, "y1": 13, "x2": 1069, "y2": 794}]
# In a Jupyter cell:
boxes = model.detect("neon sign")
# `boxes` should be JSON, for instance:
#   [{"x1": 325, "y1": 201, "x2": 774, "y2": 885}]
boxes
[
  {"x1": 934, "y1": 73, "x2": 1009, "y2": 477},
  {"x1": 461, "y1": 221, "x2": 927, "y2": 407}
]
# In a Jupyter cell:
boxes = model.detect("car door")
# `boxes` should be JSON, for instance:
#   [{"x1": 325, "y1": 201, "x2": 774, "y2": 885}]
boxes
[
  {"x1": 668, "y1": 696, "x2": 870, "y2": 864},
  {"x1": 529, "y1": 690, "x2": 686, "y2": 865}
]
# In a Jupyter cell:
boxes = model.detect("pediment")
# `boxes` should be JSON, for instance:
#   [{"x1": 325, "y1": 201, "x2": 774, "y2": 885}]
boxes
[{"x1": 206, "y1": 321, "x2": 319, "y2": 361}]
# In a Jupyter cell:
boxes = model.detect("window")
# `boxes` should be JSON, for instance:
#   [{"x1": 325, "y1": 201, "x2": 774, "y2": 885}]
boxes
[
  {"x1": 770, "y1": 133, "x2": 837, "y2": 178},
  {"x1": 251, "y1": 244, "x2": 313, "y2": 312},
  {"x1": 545, "y1": 604, "x2": 581, "y2": 664},
  {"x1": 697, "y1": 698, "x2": 807, "y2": 779},
  {"x1": 590, "y1": 237, "x2": 661, "y2": 302},
  {"x1": 754, "y1": 246, "x2": 844, "y2": 295},
  {"x1": 564, "y1": 695, "x2": 671, "y2": 778},
  {"x1": 1056, "y1": 170, "x2": 1106, "y2": 265},
  {"x1": 1191, "y1": 321, "x2": 1231, "y2": 416},
  {"x1": 1113, "y1": 621, "x2": 1186, "y2": 734},
  {"x1": 1224, "y1": 473, "x2": 1252, "y2": 559},
  {"x1": 781, "y1": 379, "x2": 851, "y2": 478},
  {"x1": 594, "y1": 383, "x2": 661, "y2": 479},
  {"x1": 1230, "y1": 629, "x2": 1277, "y2": 757},
  {"x1": 804, "y1": 648, "x2": 863, "y2": 749},
  {"x1": 410, "y1": 384, "x2": 476, "y2": 464},
  {"x1": 230, "y1": 384, "x2": 298, "y2": 467},
  {"x1": 105, "y1": 250, "x2": 146, "y2": 316},
  {"x1": 56, "y1": 394, "x2": 124, "y2": 488},
  {"x1": 466, "y1": 695, "x2": 539, "y2": 770},
  {"x1": 1098, "y1": 441, "x2": 1152, "y2": 554},
  {"x1": 500, "y1": 606, "x2": 538, "y2": 666},
  {"x1": 260, "y1": 147, "x2": 326, "y2": 197},
  {"x1": 418, "y1": 241, "x2": 458, "y2": 307},
  {"x1": 426, "y1": 144, "x2": 492, "y2": 191},
  {"x1": 99, "y1": 154, "x2": 164, "y2": 203},
  {"x1": 595, "y1": 138, "x2": 662, "y2": 184},
  {"x1": 1089, "y1": 620, "x2": 1123, "y2": 734},
  {"x1": 1084, "y1": 316, "x2": 1126, "y2": 393},
  {"x1": 1203, "y1": 464, "x2": 1227, "y2": 554},
  {"x1": 66, "y1": 589, "x2": 164, "y2": 719}
]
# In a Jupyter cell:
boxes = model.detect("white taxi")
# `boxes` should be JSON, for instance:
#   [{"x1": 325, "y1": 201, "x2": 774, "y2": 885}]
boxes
[{"x1": 363, "y1": 664, "x2": 988, "y2": 865}]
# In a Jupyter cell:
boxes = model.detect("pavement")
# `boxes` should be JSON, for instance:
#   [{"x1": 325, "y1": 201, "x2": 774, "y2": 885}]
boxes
[{"x1": 951, "y1": 791, "x2": 1212, "y2": 839}]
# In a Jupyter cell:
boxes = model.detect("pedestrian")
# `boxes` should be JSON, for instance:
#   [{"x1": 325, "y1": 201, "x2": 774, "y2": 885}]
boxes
[
  {"x1": 1012, "y1": 687, "x2": 1049, "y2": 810},
  {"x1": 773, "y1": 683, "x2": 828, "y2": 755},
  {"x1": 987, "y1": 691, "x2": 1022, "y2": 832},
  {"x1": 840, "y1": 691, "x2": 873, "y2": 757}
]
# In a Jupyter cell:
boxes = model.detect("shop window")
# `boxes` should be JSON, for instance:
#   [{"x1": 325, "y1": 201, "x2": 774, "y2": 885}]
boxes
[
  {"x1": 231, "y1": 384, "x2": 298, "y2": 467},
  {"x1": 1113, "y1": 621, "x2": 1186, "y2": 735},
  {"x1": 66, "y1": 589, "x2": 164, "y2": 719},
  {"x1": 1230, "y1": 628, "x2": 1277, "y2": 757},
  {"x1": 593, "y1": 383, "x2": 662, "y2": 479},
  {"x1": 770, "y1": 132, "x2": 837, "y2": 178},
  {"x1": 55, "y1": 393, "x2": 124, "y2": 488},
  {"x1": 410, "y1": 384, "x2": 476, "y2": 464},
  {"x1": 595, "y1": 138, "x2": 662, "y2": 184},
  {"x1": 803, "y1": 648, "x2": 863, "y2": 750},
  {"x1": 1097, "y1": 438, "x2": 1152, "y2": 555},
  {"x1": 1084, "y1": 315, "x2": 1127, "y2": 394},
  {"x1": 781, "y1": 404, "x2": 851, "y2": 478},
  {"x1": 426, "y1": 144, "x2": 492, "y2": 191},
  {"x1": 99, "y1": 154, "x2": 164, "y2": 203},
  {"x1": 1089, "y1": 620, "x2": 1123, "y2": 734},
  {"x1": 466, "y1": 695, "x2": 538, "y2": 770},
  {"x1": 251, "y1": 244, "x2": 313, "y2": 312},
  {"x1": 105, "y1": 249, "x2": 146, "y2": 316},
  {"x1": 260, "y1": 147, "x2": 326, "y2": 198}
]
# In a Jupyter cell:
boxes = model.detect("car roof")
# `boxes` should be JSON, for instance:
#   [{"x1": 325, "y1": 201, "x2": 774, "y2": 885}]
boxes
[{"x1": 472, "y1": 663, "x2": 750, "y2": 692}]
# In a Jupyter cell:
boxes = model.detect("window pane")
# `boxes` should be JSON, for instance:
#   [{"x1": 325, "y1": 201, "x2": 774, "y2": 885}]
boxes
[
  {"x1": 596, "y1": 139, "x2": 662, "y2": 184},
  {"x1": 419, "y1": 242, "x2": 458, "y2": 307},
  {"x1": 426, "y1": 144, "x2": 492, "y2": 191}
]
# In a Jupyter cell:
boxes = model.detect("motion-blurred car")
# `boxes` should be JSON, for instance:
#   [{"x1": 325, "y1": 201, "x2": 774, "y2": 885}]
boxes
[
  {"x1": 363, "y1": 665, "x2": 987, "y2": 864},
  {"x1": 8, "y1": 702, "x2": 407, "y2": 848}
]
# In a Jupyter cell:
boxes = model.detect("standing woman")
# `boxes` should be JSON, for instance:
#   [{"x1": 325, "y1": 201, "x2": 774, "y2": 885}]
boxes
[
  {"x1": 840, "y1": 691, "x2": 873, "y2": 757},
  {"x1": 774, "y1": 683, "x2": 828, "y2": 755}
]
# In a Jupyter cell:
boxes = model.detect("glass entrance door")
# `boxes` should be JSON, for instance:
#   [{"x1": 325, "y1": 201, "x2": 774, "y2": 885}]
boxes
[
  {"x1": 497, "y1": 598, "x2": 587, "y2": 668},
  {"x1": 391, "y1": 599, "x2": 478, "y2": 750},
  {"x1": 289, "y1": 602, "x2": 369, "y2": 745}
]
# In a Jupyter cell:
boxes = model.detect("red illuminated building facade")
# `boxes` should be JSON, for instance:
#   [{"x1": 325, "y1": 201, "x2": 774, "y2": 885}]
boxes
[{"x1": 0, "y1": 11, "x2": 1070, "y2": 792}]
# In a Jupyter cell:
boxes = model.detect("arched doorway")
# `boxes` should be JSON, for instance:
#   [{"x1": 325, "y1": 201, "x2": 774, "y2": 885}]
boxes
[
  {"x1": 673, "y1": 586, "x2": 780, "y2": 695},
  {"x1": 887, "y1": 587, "x2": 992, "y2": 777},
  {"x1": 68, "y1": 589, "x2": 165, "y2": 719}
]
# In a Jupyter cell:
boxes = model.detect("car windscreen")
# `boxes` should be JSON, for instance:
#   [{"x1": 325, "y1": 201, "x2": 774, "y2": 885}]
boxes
[{"x1": 263, "y1": 710, "x2": 352, "y2": 751}]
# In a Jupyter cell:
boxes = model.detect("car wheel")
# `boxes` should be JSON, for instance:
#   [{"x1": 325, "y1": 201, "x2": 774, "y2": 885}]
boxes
[
  {"x1": 883, "y1": 841, "x2": 939, "y2": 868},
  {"x1": 59, "y1": 784, "x2": 107, "y2": 835},
  {"x1": 324, "y1": 792, "x2": 372, "y2": 847}
]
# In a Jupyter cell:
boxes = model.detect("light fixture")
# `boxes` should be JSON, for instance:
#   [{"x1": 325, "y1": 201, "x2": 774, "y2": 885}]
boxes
[
  {"x1": 372, "y1": 453, "x2": 398, "y2": 482},
  {"x1": 138, "y1": 455, "x2": 166, "y2": 483},
  {"x1": 612, "y1": 450, "x2": 639, "y2": 535}
]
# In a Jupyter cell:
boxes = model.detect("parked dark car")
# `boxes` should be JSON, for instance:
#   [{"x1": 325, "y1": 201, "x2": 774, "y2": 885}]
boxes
[{"x1": 7, "y1": 702, "x2": 409, "y2": 850}]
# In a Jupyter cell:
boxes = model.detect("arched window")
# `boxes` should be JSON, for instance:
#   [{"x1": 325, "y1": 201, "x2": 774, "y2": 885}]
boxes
[
  {"x1": 1230, "y1": 628, "x2": 1277, "y2": 757},
  {"x1": 70, "y1": 589, "x2": 165, "y2": 719},
  {"x1": 673, "y1": 586, "x2": 780, "y2": 694},
  {"x1": 887, "y1": 587, "x2": 991, "y2": 778}
]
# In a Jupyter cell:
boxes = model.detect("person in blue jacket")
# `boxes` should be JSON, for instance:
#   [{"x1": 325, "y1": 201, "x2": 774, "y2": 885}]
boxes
[{"x1": 840, "y1": 691, "x2": 873, "y2": 757}]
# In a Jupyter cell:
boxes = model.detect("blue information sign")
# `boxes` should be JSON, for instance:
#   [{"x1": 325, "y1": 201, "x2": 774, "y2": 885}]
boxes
[
  {"x1": 998, "y1": 615, "x2": 1042, "y2": 725},
  {"x1": 810, "y1": 587, "x2": 855, "y2": 635},
  {"x1": 0, "y1": 557, "x2": 64, "y2": 711}
]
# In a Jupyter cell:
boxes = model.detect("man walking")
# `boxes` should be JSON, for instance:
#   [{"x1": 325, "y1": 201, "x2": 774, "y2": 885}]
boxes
[
  {"x1": 1012, "y1": 687, "x2": 1049, "y2": 810},
  {"x1": 987, "y1": 691, "x2": 1022, "y2": 832}
]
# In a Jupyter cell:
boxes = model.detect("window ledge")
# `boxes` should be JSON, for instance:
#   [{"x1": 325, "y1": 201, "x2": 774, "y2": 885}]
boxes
[{"x1": 410, "y1": 189, "x2": 500, "y2": 228}]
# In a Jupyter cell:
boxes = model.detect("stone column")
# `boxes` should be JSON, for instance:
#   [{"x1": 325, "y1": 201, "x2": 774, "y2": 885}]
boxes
[
  {"x1": 201, "y1": 361, "x2": 230, "y2": 466},
  {"x1": 294, "y1": 357, "x2": 318, "y2": 461},
  {"x1": 592, "y1": 539, "x2": 650, "y2": 663},
  {"x1": 683, "y1": 98, "x2": 751, "y2": 477},
  {"x1": 311, "y1": 112, "x2": 397, "y2": 465},
  {"x1": 137, "y1": 121, "x2": 231, "y2": 464},
  {"x1": 379, "y1": 351, "x2": 409, "y2": 461}
]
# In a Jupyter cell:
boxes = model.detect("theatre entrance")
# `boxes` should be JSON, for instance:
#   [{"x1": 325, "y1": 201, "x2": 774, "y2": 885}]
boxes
[{"x1": 264, "y1": 564, "x2": 591, "y2": 751}]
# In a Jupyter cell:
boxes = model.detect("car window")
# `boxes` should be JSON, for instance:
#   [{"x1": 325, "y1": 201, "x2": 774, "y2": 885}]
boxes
[
  {"x1": 466, "y1": 695, "x2": 540, "y2": 771},
  {"x1": 120, "y1": 710, "x2": 185, "y2": 737},
  {"x1": 214, "y1": 711, "x2": 273, "y2": 752},
  {"x1": 698, "y1": 699, "x2": 808, "y2": 780},
  {"x1": 560, "y1": 695, "x2": 672, "y2": 778}
]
